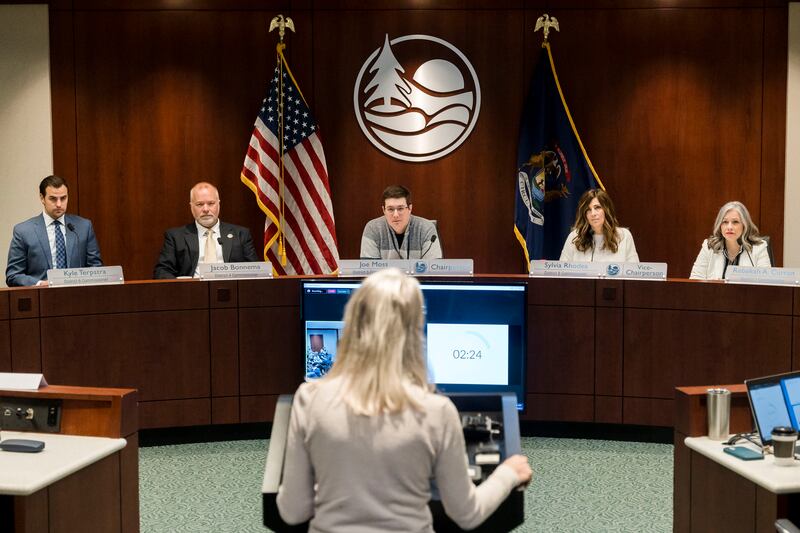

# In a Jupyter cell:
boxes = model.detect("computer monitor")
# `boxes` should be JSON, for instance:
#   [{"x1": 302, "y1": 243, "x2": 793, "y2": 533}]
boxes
[
  {"x1": 301, "y1": 279, "x2": 528, "y2": 410},
  {"x1": 745, "y1": 370, "x2": 800, "y2": 444}
]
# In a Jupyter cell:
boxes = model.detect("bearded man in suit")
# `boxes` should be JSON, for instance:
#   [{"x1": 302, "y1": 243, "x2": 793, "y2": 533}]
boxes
[{"x1": 153, "y1": 182, "x2": 259, "y2": 279}]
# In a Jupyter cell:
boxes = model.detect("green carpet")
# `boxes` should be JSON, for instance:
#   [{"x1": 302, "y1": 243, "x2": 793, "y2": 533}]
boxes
[{"x1": 139, "y1": 437, "x2": 673, "y2": 532}]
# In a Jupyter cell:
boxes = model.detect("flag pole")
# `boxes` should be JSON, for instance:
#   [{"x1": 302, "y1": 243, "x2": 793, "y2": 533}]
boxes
[
  {"x1": 516, "y1": 13, "x2": 607, "y2": 267},
  {"x1": 534, "y1": 14, "x2": 605, "y2": 191},
  {"x1": 269, "y1": 14, "x2": 296, "y2": 267}
]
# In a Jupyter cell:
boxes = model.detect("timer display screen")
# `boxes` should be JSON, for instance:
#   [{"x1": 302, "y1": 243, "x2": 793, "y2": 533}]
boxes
[
  {"x1": 427, "y1": 323, "x2": 508, "y2": 385},
  {"x1": 301, "y1": 280, "x2": 527, "y2": 410}
]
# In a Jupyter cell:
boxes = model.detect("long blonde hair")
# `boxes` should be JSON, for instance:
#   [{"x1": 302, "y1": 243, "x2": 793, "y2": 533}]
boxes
[{"x1": 326, "y1": 268, "x2": 429, "y2": 415}]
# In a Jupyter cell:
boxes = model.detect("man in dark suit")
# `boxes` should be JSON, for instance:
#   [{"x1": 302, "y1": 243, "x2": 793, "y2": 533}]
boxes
[
  {"x1": 154, "y1": 182, "x2": 259, "y2": 278},
  {"x1": 6, "y1": 175, "x2": 103, "y2": 287}
]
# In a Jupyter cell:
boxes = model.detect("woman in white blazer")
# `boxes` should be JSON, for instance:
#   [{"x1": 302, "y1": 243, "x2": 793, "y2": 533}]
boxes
[
  {"x1": 559, "y1": 189, "x2": 639, "y2": 263},
  {"x1": 690, "y1": 201, "x2": 771, "y2": 280}
]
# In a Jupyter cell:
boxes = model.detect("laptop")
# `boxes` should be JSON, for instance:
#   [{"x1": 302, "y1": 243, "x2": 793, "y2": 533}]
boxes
[{"x1": 744, "y1": 370, "x2": 800, "y2": 445}]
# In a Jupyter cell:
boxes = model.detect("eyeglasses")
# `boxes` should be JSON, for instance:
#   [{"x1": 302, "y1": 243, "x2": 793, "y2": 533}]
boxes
[{"x1": 383, "y1": 206, "x2": 409, "y2": 215}]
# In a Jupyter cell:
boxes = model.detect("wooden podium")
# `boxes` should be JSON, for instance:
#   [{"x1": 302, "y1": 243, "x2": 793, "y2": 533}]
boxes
[{"x1": 0, "y1": 385, "x2": 138, "y2": 533}]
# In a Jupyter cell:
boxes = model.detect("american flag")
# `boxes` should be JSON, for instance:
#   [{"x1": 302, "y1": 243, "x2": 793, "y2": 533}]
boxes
[{"x1": 241, "y1": 49, "x2": 339, "y2": 275}]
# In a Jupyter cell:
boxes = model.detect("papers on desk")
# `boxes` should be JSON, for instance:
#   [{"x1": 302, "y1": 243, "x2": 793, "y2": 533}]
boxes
[
  {"x1": 530, "y1": 261, "x2": 667, "y2": 280},
  {"x1": 0, "y1": 372, "x2": 47, "y2": 390}
]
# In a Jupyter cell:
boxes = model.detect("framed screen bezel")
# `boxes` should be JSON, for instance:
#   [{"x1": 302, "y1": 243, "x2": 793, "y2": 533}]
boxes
[{"x1": 299, "y1": 278, "x2": 528, "y2": 410}]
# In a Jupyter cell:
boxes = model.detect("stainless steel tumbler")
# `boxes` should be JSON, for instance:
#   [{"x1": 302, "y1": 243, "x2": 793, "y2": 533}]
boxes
[{"x1": 707, "y1": 388, "x2": 731, "y2": 441}]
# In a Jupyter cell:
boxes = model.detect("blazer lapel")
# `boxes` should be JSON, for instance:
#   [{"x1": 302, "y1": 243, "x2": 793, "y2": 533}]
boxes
[
  {"x1": 184, "y1": 225, "x2": 199, "y2": 270},
  {"x1": 219, "y1": 223, "x2": 233, "y2": 262},
  {"x1": 34, "y1": 216, "x2": 54, "y2": 268},
  {"x1": 64, "y1": 216, "x2": 78, "y2": 267}
]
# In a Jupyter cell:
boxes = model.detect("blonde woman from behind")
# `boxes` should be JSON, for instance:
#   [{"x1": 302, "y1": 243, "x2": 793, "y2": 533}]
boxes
[{"x1": 277, "y1": 268, "x2": 532, "y2": 533}]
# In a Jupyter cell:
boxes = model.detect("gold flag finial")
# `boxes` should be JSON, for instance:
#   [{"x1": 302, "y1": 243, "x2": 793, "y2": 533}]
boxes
[
  {"x1": 268, "y1": 14, "x2": 295, "y2": 267},
  {"x1": 534, "y1": 14, "x2": 560, "y2": 43},
  {"x1": 269, "y1": 14, "x2": 295, "y2": 43}
]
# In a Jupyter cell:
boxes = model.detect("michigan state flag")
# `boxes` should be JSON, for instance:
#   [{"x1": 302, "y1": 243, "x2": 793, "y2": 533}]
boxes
[{"x1": 514, "y1": 42, "x2": 603, "y2": 267}]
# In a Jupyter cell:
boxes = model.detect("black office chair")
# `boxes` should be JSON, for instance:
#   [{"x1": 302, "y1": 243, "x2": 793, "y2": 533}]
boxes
[
  {"x1": 776, "y1": 519, "x2": 800, "y2": 532},
  {"x1": 763, "y1": 235, "x2": 775, "y2": 267}
]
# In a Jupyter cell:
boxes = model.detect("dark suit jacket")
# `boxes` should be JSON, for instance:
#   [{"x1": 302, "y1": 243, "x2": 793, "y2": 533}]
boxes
[
  {"x1": 5, "y1": 214, "x2": 103, "y2": 287},
  {"x1": 153, "y1": 222, "x2": 259, "y2": 279}
]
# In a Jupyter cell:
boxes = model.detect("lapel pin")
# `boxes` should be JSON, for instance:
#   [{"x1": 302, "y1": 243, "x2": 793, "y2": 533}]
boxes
[{"x1": 227, "y1": 233, "x2": 234, "y2": 239}]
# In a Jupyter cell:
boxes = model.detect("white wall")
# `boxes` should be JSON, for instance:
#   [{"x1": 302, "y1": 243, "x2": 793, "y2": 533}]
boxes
[
  {"x1": 784, "y1": 3, "x2": 800, "y2": 266},
  {"x1": 0, "y1": 5, "x2": 53, "y2": 287}
]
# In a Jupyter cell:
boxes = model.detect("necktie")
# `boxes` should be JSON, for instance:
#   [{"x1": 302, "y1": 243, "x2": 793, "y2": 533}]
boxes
[
  {"x1": 204, "y1": 229, "x2": 217, "y2": 263},
  {"x1": 54, "y1": 220, "x2": 67, "y2": 269}
]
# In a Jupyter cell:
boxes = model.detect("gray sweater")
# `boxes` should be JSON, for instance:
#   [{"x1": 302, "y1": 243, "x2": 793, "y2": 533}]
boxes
[
  {"x1": 360, "y1": 215, "x2": 442, "y2": 259},
  {"x1": 277, "y1": 379, "x2": 519, "y2": 532}
]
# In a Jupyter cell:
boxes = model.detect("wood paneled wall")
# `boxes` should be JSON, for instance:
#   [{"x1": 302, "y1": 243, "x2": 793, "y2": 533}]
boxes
[{"x1": 48, "y1": 0, "x2": 788, "y2": 279}]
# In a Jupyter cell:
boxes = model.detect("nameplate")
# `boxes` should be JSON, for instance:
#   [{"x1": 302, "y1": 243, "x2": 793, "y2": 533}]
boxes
[
  {"x1": 197, "y1": 262, "x2": 273, "y2": 280},
  {"x1": 47, "y1": 266, "x2": 124, "y2": 287},
  {"x1": 0, "y1": 372, "x2": 48, "y2": 390},
  {"x1": 530, "y1": 260, "x2": 605, "y2": 278},
  {"x1": 411, "y1": 259, "x2": 473, "y2": 276},
  {"x1": 601, "y1": 262, "x2": 668, "y2": 281},
  {"x1": 338, "y1": 260, "x2": 410, "y2": 276},
  {"x1": 726, "y1": 266, "x2": 800, "y2": 286}
]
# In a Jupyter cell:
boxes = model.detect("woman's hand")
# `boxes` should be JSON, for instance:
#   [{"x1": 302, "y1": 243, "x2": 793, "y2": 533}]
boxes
[{"x1": 502, "y1": 454, "x2": 532, "y2": 485}]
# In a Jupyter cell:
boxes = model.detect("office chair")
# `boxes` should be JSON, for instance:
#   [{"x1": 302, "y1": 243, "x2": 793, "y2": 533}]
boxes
[
  {"x1": 776, "y1": 519, "x2": 800, "y2": 533},
  {"x1": 763, "y1": 235, "x2": 775, "y2": 267}
]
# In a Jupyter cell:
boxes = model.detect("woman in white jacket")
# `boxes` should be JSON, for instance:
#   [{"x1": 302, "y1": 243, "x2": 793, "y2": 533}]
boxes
[
  {"x1": 690, "y1": 201, "x2": 771, "y2": 280},
  {"x1": 559, "y1": 189, "x2": 639, "y2": 263}
]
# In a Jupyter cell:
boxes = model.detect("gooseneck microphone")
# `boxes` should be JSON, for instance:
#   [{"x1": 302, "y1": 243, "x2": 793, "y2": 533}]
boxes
[{"x1": 421, "y1": 235, "x2": 438, "y2": 258}]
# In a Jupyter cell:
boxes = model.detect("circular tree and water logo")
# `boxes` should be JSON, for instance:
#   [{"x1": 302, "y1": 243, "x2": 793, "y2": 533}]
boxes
[{"x1": 353, "y1": 34, "x2": 481, "y2": 163}]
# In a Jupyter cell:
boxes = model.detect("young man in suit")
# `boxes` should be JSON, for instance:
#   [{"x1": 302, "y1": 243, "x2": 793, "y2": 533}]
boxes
[
  {"x1": 153, "y1": 182, "x2": 259, "y2": 278},
  {"x1": 5, "y1": 175, "x2": 103, "y2": 287}
]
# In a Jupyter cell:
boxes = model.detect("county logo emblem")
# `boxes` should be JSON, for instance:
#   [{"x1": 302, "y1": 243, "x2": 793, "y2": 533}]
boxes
[
  {"x1": 414, "y1": 261, "x2": 428, "y2": 274},
  {"x1": 606, "y1": 264, "x2": 620, "y2": 277},
  {"x1": 353, "y1": 34, "x2": 481, "y2": 162}
]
